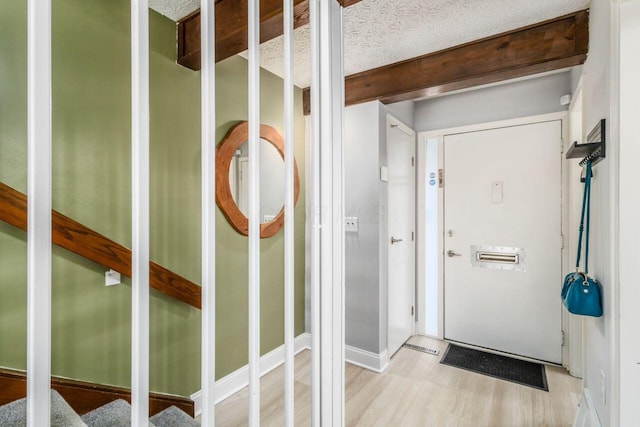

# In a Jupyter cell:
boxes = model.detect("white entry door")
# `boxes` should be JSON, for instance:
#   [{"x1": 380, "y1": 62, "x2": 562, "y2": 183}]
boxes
[
  {"x1": 387, "y1": 118, "x2": 415, "y2": 357},
  {"x1": 444, "y1": 120, "x2": 563, "y2": 363}
]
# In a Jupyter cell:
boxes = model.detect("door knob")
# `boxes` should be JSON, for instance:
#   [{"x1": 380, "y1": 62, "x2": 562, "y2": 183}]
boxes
[
  {"x1": 391, "y1": 237, "x2": 403, "y2": 245},
  {"x1": 447, "y1": 250, "x2": 461, "y2": 257}
]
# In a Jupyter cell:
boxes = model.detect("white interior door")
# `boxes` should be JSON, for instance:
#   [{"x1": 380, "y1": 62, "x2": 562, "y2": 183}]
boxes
[
  {"x1": 444, "y1": 120, "x2": 563, "y2": 363},
  {"x1": 387, "y1": 118, "x2": 415, "y2": 357}
]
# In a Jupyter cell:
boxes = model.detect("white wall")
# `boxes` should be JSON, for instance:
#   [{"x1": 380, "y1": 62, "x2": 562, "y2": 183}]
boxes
[
  {"x1": 414, "y1": 72, "x2": 571, "y2": 132},
  {"x1": 618, "y1": 1, "x2": 640, "y2": 424},
  {"x1": 578, "y1": 1, "x2": 614, "y2": 425}
]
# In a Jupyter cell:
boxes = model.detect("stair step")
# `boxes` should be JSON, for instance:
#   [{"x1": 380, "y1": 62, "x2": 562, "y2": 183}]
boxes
[
  {"x1": 0, "y1": 389, "x2": 86, "y2": 427},
  {"x1": 81, "y1": 399, "x2": 155, "y2": 427},
  {"x1": 0, "y1": 390, "x2": 198, "y2": 426},
  {"x1": 150, "y1": 405, "x2": 200, "y2": 427}
]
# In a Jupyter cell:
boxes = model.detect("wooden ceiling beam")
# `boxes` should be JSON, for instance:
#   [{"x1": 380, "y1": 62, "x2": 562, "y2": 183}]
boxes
[
  {"x1": 177, "y1": 0, "x2": 364, "y2": 70},
  {"x1": 302, "y1": 10, "x2": 589, "y2": 114}
]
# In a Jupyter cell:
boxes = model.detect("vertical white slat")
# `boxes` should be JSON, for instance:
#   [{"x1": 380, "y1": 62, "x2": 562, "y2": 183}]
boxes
[
  {"x1": 311, "y1": 0, "x2": 345, "y2": 425},
  {"x1": 283, "y1": 0, "x2": 295, "y2": 425},
  {"x1": 329, "y1": 4, "x2": 345, "y2": 424},
  {"x1": 131, "y1": 0, "x2": 150, "y2": 425},
  {"x1": 26, "y1": 0, "x2": 52, "y2": 425},
  {"x1": 248, "y1": 0, "x2": 261, "y2": 425},
  {"x1": 309, "y1": 0, "x2": 321, "y2": 424},
  {"x1": 320, "y1": 1, "x2": 345, "y2": 425},
  {"x1": 200, "y1": 0, "x2": 217, "y2": 425}
]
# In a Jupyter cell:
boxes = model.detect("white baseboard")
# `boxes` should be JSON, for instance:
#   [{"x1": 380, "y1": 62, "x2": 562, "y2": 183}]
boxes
[
  {"x1": 573, "y1": 388, "x2": 602, "y2": 427},
  {"x1": 345, "y1": 345, "x2": 390, "y2": 374},
  {"x1": 190, "y1": 333, "x2": 311, "y2": 417}
]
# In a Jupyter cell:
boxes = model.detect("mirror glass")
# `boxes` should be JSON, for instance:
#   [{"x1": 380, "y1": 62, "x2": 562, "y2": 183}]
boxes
[{"x1": 228, "y1": 138, "x2": 285, "y2": 223}]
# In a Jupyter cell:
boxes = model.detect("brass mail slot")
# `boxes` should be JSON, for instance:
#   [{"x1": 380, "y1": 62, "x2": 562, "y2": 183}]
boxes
[{"x1": 476, "y1": 252, "x2": 519, "y2": 264}]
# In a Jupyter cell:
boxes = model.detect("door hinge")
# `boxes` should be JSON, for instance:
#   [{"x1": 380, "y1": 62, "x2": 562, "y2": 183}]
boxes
[
  {"x1": 411, "y1": 157, "x2": 415, "y2": 167},
  {"x1": 412, "y1": 231, "x2": 414, "y2": 241},
  {"x1": 411, "y1": 306, "x2": 414, "y2": 316},
  {"x1": 561, "y1": 234, "x2": 565, "y2": 249},
  {"x1": 561, "y1": 139, "x2": 564, "y2": 153},
  {"x1": 561, "y1": 330, "x2": 565, "y2": 346}
]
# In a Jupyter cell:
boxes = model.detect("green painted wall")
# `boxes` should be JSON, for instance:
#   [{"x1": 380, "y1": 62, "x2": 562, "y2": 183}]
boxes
[{"x1": 0, "y1": 0, "x2": 306, "y2": 396}]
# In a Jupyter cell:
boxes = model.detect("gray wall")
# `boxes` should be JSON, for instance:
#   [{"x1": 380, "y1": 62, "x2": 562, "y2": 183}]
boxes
[
  {"x1": 414, "y1": 72, "x2": 572, "y2": 132},
  {"x1": 342, "y1": 100, "x2": 411, "y2": 354},
  {"x1": 570, "y1": 65, "x2": 584, "y2": 94},
  {"x1": 386, "y1": 100, "x2": 415, "y2": 128},
  {"x1": 344, "y1": 101, "x2": 385, "y2": 353}
]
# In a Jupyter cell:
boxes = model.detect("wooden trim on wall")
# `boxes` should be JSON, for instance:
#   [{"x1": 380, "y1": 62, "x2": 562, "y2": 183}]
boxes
[
  {"x1": 302, "y1": 10, "x2": 589, "y2": 114},
  {"x1": 177, "y1": 0, "x2": 364, "y2": 70},
  {"x1": 0, "y1": 182, "x2": 202, "y2": 309},
  {"x1": 0, "y1": 368, "x2": 195, "y2": 417}
]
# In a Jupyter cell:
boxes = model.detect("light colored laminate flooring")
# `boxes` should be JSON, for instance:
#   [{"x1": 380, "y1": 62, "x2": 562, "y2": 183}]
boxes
[{"x1": 210, "y1": 336, "x2": 581, "y2": 427}]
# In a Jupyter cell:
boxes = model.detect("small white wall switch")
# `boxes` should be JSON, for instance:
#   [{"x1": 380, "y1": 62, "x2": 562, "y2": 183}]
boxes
[
  {"x1": 345, "y1": 217, "x2": 358, "y2": 232},
  {"x1": 380, "y1": 166, "x2": 388, "y2": 182},
  {"x1": 106, "y1": 269, "x2": 121, "y2": 286},
  {"x1": 491, "y1": 181, "x2": 504, "y2": 204}
]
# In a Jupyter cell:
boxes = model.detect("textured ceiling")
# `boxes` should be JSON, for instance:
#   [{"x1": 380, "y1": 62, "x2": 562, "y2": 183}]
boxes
[
  {"x1": 150, "y1": 0, "x2": 199, "y2": 22},
  {"x1": 244, "y1": 0, "x2": 590, "y2": 88},
  {"x1": 150, "y1": 0, "x2": 590, "y2": 89}
]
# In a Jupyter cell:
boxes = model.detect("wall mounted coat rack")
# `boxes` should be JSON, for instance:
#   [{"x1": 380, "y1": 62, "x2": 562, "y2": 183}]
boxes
[{"x1": 566, "y1": 119, "x2": 606, "y2": 166}]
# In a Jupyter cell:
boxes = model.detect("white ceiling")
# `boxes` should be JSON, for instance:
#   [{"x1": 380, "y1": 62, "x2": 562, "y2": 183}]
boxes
[
  {"x1": 151, "y1": 0, "x2": 589, "y2": 88},
  {"x1": 150, "y1": 0, "x2": 199, "y2": 22}
]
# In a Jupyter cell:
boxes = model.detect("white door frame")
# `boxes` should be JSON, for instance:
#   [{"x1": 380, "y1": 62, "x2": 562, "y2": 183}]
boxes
[
  {"x1": 416, "y1": 112, "x2": 572, "y2": 362},
  {"x1": 385, "y1": 114, "x2": 416, "y2": 355}
]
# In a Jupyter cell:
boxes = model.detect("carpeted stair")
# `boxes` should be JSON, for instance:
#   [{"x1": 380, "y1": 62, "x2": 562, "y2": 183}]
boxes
[
  {"x1": 0, "y1": 390, "x2": 85, "y2": 427},
  {"x1": 0, "y1": 391, "x2": 200, "y2": 427}
]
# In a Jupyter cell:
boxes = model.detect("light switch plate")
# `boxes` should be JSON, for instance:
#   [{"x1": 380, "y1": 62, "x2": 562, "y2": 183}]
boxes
[{"x1": 345, "y1": 217, "x2": 358, "y2": 232}]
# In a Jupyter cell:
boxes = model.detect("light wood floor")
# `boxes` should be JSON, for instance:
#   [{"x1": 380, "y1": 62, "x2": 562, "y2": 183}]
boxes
[{"x1": 211, "y1": 336, "x2": 581, "y2": 426}]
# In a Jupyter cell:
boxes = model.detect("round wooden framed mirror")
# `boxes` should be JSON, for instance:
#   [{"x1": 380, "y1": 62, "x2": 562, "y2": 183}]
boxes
[{"x1": 216, "y1": 121, "x2": 300, "y2": 238}]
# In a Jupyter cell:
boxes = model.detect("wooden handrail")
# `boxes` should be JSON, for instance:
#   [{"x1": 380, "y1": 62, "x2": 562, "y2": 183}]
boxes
[{"x1": 0, "y1": 182, "x2": 201, "y2": 309}]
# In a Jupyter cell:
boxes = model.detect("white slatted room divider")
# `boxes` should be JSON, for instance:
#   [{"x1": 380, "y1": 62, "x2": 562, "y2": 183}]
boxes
[{"x1": 24, "y1": 0, "x2": 345, "y2": 426}]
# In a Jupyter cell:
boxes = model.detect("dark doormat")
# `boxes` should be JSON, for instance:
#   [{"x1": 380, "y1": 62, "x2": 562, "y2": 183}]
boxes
[{"x1": 440, "y1": 344, "x2": 548, "y2": 391}]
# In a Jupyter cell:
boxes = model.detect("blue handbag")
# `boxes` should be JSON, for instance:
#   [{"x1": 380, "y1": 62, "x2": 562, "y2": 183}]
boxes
[{"x1": 562, "y1": 160, "x2": 603, "y2": 317}]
